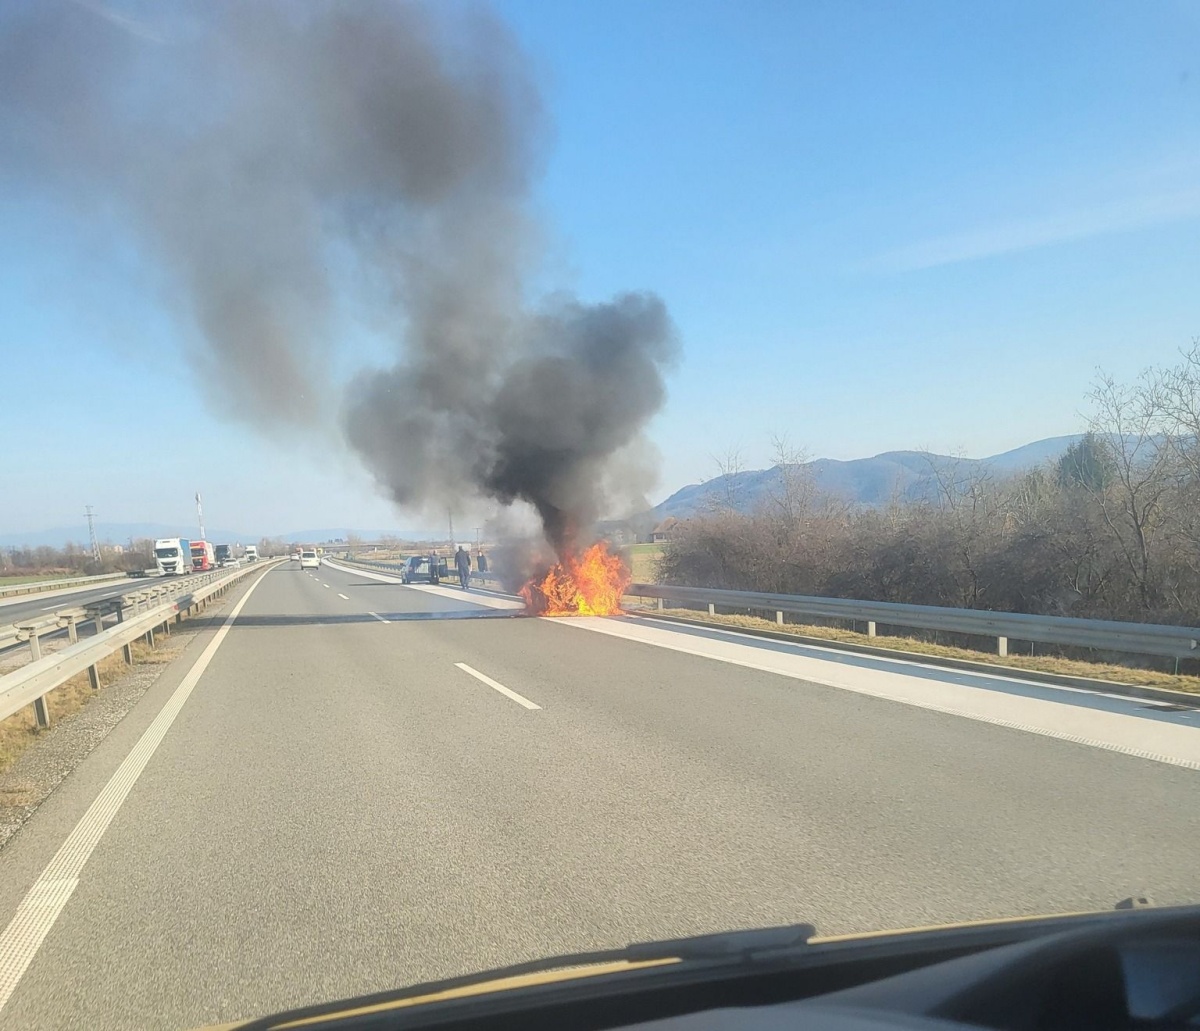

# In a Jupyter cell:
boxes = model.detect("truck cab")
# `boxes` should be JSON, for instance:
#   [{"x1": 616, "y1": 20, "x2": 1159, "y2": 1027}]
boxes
[
  {"x1": 191, "y1": 540, "x2": 216, "y2": 572},
  {"x1": 154, "y1": 538, "x2": 192, "y2": 576}
]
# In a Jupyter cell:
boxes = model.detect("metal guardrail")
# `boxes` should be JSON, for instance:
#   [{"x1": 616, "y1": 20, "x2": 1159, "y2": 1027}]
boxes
[
  {"x1": 0, "y1": 560, "x2": 281, "y2": 729},
  {"x1": 339, "y1": 559, "x2": 1197, "y2": 661},
  {"x1": 0, "y1": 608, "x2": 88, "y2": 653},
  {"x1": 623, "y1": 583, "x2": 1200, "y2": 661},
  {"x1": 0, "y1": 573, "x2": 212, "y2": 655},
  {"x1": 0, "y1": 571, "x2": 129, "y2": 599},
  {"x1": 337, "y1": 556, "x2": 502, "y2": 587}
]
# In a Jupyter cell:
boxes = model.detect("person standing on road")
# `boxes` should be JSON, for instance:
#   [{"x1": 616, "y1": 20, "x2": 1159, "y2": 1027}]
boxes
[{"x1": 455, "y1": 545, "x2": 471, "y2": 589}]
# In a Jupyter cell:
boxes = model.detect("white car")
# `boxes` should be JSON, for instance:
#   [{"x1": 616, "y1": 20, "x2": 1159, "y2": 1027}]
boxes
[{"x1": 299, "y1": 549, "x2": 321, "y2": 569}]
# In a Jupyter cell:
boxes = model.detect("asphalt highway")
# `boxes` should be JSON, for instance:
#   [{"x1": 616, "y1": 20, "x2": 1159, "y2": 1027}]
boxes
[
  {"x1": 0, "y1": 575, "x2": 202, "y2": 626},
  {"x1": 0, "y1": 561, "x2": 1197, "y2": 1029}
]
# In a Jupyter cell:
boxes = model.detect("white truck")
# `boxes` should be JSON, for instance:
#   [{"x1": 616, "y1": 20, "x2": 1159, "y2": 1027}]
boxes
[
  {"x1": 244, "y1": 545, "x2": 259, "y2": 563},
  {"x1": 154, "y1": 537, "x2": 192, "y2": 576}
]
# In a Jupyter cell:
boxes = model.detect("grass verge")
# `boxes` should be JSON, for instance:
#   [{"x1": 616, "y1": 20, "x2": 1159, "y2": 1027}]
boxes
[
  {"x1": 628, "y1": 544, "x2": 663, "y2": 583},
  {"x1": 0, "y1": 626, "x2": 192, "y2": 776},
  {"x1": 636, "y1": 606, "x2": 1200, "y2": 696}
]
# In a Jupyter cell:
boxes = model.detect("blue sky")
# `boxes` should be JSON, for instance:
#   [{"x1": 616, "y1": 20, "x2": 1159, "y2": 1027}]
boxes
[{"x1": 2, "y1": 0, "x2": 1198, "y2": 539}]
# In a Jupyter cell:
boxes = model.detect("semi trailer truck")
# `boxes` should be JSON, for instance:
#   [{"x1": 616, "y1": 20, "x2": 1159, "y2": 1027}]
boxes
[{"x1": 154, "y1": 538, "x2": 192, "y2": 576}]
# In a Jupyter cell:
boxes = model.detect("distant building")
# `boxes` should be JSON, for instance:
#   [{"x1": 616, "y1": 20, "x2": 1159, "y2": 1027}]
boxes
[{"x1": 650, "y1": 517, "x2": 678, "y2": 544}]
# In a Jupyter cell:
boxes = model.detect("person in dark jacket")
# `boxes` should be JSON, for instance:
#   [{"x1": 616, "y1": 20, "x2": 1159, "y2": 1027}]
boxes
[{"x1": 455, "y1": 546, "x2": 471, "y2": 589}]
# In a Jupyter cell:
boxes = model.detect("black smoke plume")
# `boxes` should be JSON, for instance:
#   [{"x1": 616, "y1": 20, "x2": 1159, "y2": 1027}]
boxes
[{"x1": 0, "y1": 1, "x2": 677, "y2": 553}]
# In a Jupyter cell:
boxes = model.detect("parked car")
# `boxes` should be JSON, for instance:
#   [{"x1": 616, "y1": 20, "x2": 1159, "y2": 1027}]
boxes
[
  {"x1": 401, "y1": 556, "x2": 446, "y2": 584},
  {"x1": 401, "y1": 556, "x2": 428, "y2": 583}
]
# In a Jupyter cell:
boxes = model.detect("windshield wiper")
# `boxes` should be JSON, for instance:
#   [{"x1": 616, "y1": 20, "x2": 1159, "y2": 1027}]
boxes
[
  {"x1": 626, "y1": 922, "x2": 816, "y2": 961},
  {"x1": 487, "y1": 921, "x2": 818, "y2": 981},
  {"x1": 239, "y1": 924, "x2": 820, "y2": 1030}
]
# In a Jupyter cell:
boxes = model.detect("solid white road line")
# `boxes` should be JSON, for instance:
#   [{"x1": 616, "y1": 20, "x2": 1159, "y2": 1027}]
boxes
[
  {"x1": 454, "y1": 662, "x2": 541, "y2": 710},
  {"x1": 547, "y1": 617, "x2": 1200, "y2": 771},
  {"x1": 368, "y1": 611, "x2": 390, "y2": 623},
  {"x1": 337, "y1": 593, "x2": 349, "y2": 600},
  {"x1": 0, "y1": 566, "x2": 273, "y2": 1015},
  {"x1": 323, "y1": 560, "x2": 402, "y2": 584},
  {"x1": 323, "y1": 560, "x2": 523, "y2": 611},
  {"x1": 409, "y1": 583, "x2": 524, "y2": 611}
]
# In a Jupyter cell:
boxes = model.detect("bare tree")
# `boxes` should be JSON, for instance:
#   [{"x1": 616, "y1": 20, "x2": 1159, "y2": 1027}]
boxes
[
  {"x1": 1157, "y1": 339, "x2": 1200, "y2": 476},
  {"x1": 705, "y1": 445, "x2": 748, "y2": 514},
  {"x1": 922, "y1": 451, "x2": 997, "y2": 607},
  {"x1": 1085, "y1": 371, "x2": 1174, "y2": 612},
  {"x1": 1155, "y1": 340, "x2": 1200, "y2": 584},
  {"x1": 766, "y1": 433, "x2": 814, "y2": 528},
  {"x1": 663, "y1": 374, "x2": 1200, "y2": 628}
]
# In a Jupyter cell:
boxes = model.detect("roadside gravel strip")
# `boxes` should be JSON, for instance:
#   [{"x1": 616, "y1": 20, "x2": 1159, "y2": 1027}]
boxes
[
  {"x1": 0, "y1": 577, "x2": 248, "y2": 853},
  {"x1": 0, "y1": 627, "x2": 199, "y2": 852},
  {"x1": 0, "y1": 569, "x2": 272, "y2": 1015}
]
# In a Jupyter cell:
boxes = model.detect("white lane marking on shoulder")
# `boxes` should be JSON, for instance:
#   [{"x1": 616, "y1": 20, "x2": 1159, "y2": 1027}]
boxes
[
  {"x1": 454, "y1": 662, "x2": 541, "y2": 710},
  {"x1": 409, "y1": 584, "x2": 523, "y2": 610},
  {"x1": 543, "y1": 617, "x2": 1200, "y2": 772},
  {"x1": 0, "y1": 568, "x2": 272, "y2": 1015},
  {"x1": 323, "y1": 560, "x2": 402, "y2": 583},
  {"x1": 368, "y1": 611, "x2": 390, "y2": 623},
  {"x1": 337, "y1": 593, "x2": 349, "y2": 600},
  {"x1": 322, "y1": 560, "x2": 522, "y2": 611}
]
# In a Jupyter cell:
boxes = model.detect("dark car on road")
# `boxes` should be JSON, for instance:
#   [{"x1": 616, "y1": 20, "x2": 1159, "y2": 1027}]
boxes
[{"x1": 401, "y1": 556, "x2": 447, "y2": 584}]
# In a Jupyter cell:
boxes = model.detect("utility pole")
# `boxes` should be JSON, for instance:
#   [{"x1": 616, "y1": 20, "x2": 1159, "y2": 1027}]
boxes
[
  {"x1": 447, "y1": 510, "x2": 454, "y2": 547},
  {"x1": 84, "y1": 505, "x2": 101, "y2": 562},
  {"x1": 195, "y1": 491, "x2": 205, "y2": 540}
]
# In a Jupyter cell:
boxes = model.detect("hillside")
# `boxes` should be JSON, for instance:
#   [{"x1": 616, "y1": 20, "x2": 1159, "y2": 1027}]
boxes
[{"x1": 650, "y1": 435, "x2": 1084, "y2": 520}]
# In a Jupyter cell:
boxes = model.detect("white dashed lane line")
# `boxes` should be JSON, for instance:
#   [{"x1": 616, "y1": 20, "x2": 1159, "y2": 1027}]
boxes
[{"x1": 454, "y1": 663, "x2": 541, "y2": 710}]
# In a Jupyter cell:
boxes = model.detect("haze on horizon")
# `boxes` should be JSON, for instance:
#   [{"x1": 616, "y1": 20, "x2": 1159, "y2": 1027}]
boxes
[{"x1": 1, "y1": 0, "x2": 1196, "y2": 538}]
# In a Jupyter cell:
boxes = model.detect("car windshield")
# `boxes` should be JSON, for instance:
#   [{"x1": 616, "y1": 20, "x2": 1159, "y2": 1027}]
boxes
[{"x1": 1, "y1": 2, "x2": 1197, "y2": 1028}]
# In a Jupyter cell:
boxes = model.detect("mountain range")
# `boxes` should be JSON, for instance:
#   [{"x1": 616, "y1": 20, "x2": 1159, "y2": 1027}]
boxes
[
  {"x1": 648, "y1": 434, "x2": 1084, "y2": 521},
  {"x1": 0, "y1": 524, "x2": 443, "y2": 550},
  {"x1": 4, "y1": 436, "x2": 1086, "y2": 548}
]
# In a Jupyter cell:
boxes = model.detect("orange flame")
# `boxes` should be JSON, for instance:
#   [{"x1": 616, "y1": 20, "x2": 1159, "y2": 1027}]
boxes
[{"x1": 521, "y1": 541, "x2": 631, "y2": 616}]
